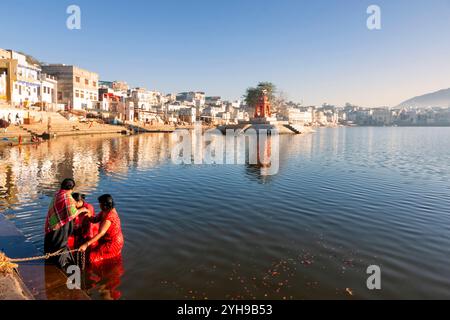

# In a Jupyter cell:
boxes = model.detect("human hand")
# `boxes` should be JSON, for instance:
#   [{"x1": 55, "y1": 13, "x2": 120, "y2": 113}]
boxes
[{"x1": 79, "y1": 243, "x2": 89, "y2": 252}]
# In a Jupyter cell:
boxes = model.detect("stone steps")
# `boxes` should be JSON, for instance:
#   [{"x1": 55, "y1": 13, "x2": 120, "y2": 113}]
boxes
[
  {"x1": 284, "y1": 123, "x2": 304, "y2": 134},
  {"x1": 0, "y1": 214, "x2": 90, "y2": 300}
]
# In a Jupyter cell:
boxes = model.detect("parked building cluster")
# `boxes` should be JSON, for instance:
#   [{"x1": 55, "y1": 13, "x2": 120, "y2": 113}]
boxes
[
  {"x1": 278, "y1": 102, "x2": 450, "y2": 127},
  {"x1": 3, "y1": 48, "x2": 449, "y2": 127},
  {"x1": 339, "y1": 104, "x2": 450, "y2": 126},
  {"x1": 0, "y1": 48, "x2": 249, "y2": 125},
  {"x1": 278, "y1": 103, "x2": 339, "y2": 126}
]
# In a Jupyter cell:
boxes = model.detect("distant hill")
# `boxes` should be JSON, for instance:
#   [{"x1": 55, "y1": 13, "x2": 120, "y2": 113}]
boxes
[{"x1": 397, "y1": 88, "x2": 450, "y2": 108}]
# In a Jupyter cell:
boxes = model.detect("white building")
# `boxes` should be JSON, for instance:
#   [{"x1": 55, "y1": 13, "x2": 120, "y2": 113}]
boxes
[
  {"x1": 177, "y1": 91, "x2": 206, "y2": 107},
  {"x1": 131, "y1": 88, "x2": 162, "y2": 111},
  {"x1": 10, "y1": 51, "x2": 41, "y2": 106},
  {"x1": 39, "y1": 73, "x2": 58, "y2": 107},
  {"x1": 284, "y1": 107, "x2": 314, "y2": 124}
]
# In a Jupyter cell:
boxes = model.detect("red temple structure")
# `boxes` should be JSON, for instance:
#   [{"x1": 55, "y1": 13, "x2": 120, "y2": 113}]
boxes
[{"x1": 253, "y1": 90, "x2": 272, "y2": 119}]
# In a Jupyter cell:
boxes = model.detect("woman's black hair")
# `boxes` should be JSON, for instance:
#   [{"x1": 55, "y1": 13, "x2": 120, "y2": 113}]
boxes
[
  {"x1": 98, "y1": 194, "x2": 115, "y2": 210},
  {"x1": 61, "y1": 178, "x2": 76, "y2": 191},
  {"x1": 72, "y1": 193, "x2": 86, "y2": 202}
]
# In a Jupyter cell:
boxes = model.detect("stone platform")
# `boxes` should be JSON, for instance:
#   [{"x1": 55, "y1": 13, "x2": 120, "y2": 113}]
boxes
[
  {"x1": 0, "y1": 214, "x2": 90, "y2": 300},
  {"x1": 217, "y1": 119, "x2": 311, "y2": 135}
]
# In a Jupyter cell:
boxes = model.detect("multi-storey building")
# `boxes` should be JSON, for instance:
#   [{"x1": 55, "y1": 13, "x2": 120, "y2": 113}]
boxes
[
  {"x1": 42, "y1": 64, "x2": 98, "y2": 110},
  {"x1": 0, "y1": 49, "x2": 58, "y2": 108},
  {"x1": 177, "y1": 91, "x2": 206, "y2": 107},
  {"x1": 0, "y1": 49, "x2": 40, "y2": 106},
  {"x1": 130, "y1": 88, "x2": 162, "y2": 111},
  {"x1": 282, "y1": 107, "x2": 314, "y2": 124},
  {"x1": 39, "y1": 73, "x2": 58, "y2": 108}
]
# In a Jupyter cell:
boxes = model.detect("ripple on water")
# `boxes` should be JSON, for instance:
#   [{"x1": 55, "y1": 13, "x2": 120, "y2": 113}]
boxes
[{"x1": 1, "y1": 129, "x2": 450, "y2": 299}]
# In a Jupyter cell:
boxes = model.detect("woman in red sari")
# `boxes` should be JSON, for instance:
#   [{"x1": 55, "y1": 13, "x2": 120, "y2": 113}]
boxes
[
  {"x1": 79, "y1": 194, "x2": 124, "y2": 264},
  {"x1": 68, "y1": 193, "x2": 98, "y2": 250}
]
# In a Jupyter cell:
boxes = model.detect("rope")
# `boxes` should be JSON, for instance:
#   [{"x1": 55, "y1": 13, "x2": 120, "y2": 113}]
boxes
[
  {"x1": 0, "y1": 249, "x2": 85, "y2": 273},
  {"x1": 75, "y1": 251, "x2": 86, "y2": 271},
  {"x1": 0, "y1": 253, "x2": 18, "y2": 274}
]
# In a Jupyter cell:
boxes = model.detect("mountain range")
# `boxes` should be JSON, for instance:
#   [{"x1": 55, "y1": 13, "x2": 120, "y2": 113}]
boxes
[{"x1": 397, "y1": 88, "x2": 450, "y2": 108}]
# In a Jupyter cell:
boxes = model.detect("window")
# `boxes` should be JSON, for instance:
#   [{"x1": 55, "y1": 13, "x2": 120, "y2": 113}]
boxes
[
  {"x1": 75, "y1": 76, "x2": 80, "y2": 83},
  {"x1": 93, "y1": 81, "x2": 97, "y2": 87},
  {"x1": 80, "y1": 91, "x2": 84, "y2": 99},
  {"x1": 85, "y1": 79, "x2": 89, "y2": 85},
  {"x1": 75, "y1": 90, "x2": 80, "y2": 98}
]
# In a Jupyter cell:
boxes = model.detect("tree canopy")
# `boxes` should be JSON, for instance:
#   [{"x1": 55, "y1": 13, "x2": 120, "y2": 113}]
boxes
[{"x1": 244, "y1": 82, "x2": 276, "y2": 108}]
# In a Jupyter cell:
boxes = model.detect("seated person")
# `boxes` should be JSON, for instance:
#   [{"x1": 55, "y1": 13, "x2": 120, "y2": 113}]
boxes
[
  {"x1": 79, "y1": 194, "x2": 124, "y2": 265},
  {"x1": 68, "y1": 193, "x2": 97, "y2": 250}
]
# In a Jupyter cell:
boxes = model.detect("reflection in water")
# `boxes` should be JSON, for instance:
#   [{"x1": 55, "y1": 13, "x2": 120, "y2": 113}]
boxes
[
  {"x1": 2, "y1": 128, "x2": 450, "y2": 299},
  {"x1": 85, "y1": 255, "x2": 124, "y2": 300},
  {"x1": 1, "y1": 134, "x2": 172, "y2": 300},
  {"x1": 245, "y1": 133, "x2": 279, "y2": 183},
  {"x1": 0, "y1": 134, "x2": 172, "y2": 211}
]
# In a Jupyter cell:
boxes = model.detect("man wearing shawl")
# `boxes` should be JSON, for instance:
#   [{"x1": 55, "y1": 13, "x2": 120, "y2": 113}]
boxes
[{"x1": 44, "y1": 178, "x2": 89, "y2": 269}]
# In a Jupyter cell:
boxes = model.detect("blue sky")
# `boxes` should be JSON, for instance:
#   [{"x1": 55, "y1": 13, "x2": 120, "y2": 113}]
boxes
[{"x1": 1, "y1": 0, "x2": 450, "y2": 107}]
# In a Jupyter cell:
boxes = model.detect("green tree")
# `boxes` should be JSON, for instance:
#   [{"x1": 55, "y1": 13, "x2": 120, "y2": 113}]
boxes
[{"x1": 244, "y1": 82, "x2": 277, "y2": 108}]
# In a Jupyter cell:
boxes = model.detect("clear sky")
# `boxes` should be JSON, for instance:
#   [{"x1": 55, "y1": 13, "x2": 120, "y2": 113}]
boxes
[{"x1": 1, "y1": 0, "x2": 449, "y2": 107}]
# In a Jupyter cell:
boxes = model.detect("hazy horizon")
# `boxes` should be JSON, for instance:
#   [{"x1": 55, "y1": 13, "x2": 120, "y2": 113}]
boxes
[{"x1": 1, "y1": 0, "x2": 450, "y2": 107}]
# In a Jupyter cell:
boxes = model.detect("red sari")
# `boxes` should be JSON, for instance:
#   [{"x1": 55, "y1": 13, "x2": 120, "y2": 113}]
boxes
[
  {"x1": 85, "y1": 255, "x2": 124, "y2": 300},
  {"x1": 88, "y1": 208, "x2": 124, "y2": 265},
  {"x1": 68, "y1": 202, "x2": 97, "y2": 250}
]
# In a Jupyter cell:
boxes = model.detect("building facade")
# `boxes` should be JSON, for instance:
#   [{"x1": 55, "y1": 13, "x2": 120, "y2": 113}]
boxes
[
  {"x1": 0, "y1": 49, "x2": 59, "y2": 108},
  {"x1": 177, "y1": 91, "x2": 206, "y2": 107},
  {"x1": 42, "y1": 64, "x2": 98, "y2": 110}
]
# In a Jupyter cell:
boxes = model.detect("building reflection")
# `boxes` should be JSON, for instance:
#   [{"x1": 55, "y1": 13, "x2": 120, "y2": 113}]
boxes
[
  {"x1": 0, "y1": 131, "x2": 323, "y2": 209},
  {"x1": 0, "y1": 134, "x2": 172, "y2": 211}
]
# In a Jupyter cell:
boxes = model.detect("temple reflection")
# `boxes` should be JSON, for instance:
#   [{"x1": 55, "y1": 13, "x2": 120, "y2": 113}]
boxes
[{"x1": 0, "y1": 131, "x2": 321, "y2": 210}]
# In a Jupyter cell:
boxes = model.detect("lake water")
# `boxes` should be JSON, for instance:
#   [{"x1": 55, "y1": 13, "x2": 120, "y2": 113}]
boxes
[{"x1": 1, "y1": 127, "x2": 450, "y2": 299}]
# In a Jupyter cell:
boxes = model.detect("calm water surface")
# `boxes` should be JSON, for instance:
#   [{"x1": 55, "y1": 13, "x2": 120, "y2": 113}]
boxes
[{"x1": 1, "y1": 127, "x2": 450, "y2": 299}]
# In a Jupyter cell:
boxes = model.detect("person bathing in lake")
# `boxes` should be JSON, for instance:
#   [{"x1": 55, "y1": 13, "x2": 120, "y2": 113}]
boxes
[
  {"x1": 79, "y1": 194, "x2": 124, "y2": 265},
  {"x1": 68, "y1": 193, "x2": 98, "y2": 250},
  {"x1": 44, "y1": 178, "x2": 90, "y2": 270}
]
